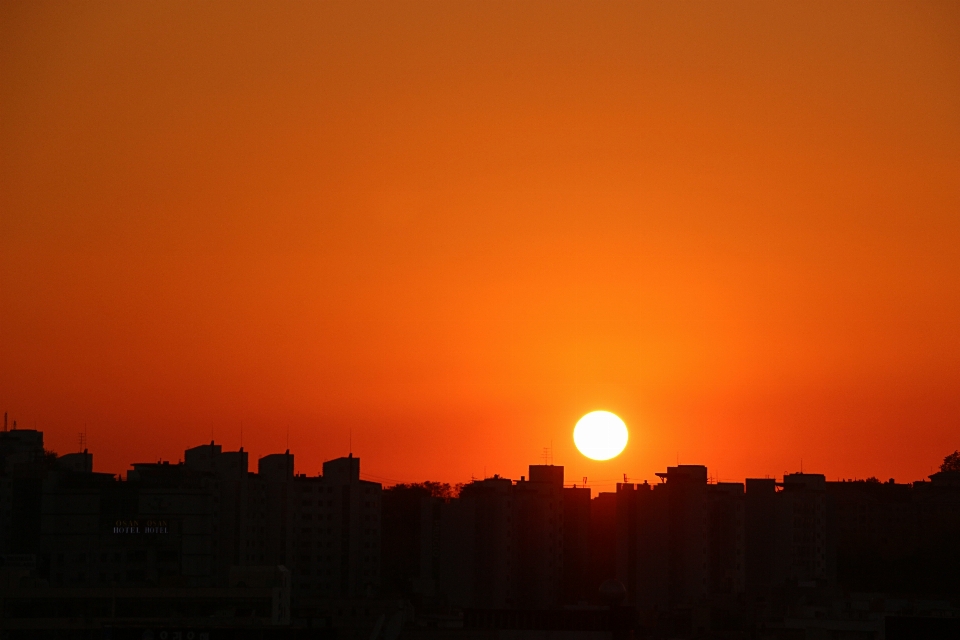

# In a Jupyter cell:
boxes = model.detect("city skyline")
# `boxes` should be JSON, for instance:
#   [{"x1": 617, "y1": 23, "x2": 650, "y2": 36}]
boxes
[
  {"x1": 3, "y1": 417, "x2": 955, "y2": 492},
  {"x1": 3, "y1": 2, "x2": 959, "y2": 637},
  {"x1": 3, "y1": 412, "x2": 958, "y2": 637},
  {"x1": 3, "y1": 2, "x2": 960, "y2": 493}
]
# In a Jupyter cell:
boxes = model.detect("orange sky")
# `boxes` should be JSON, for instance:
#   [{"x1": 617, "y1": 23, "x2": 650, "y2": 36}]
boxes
[{"x1": 2, "y1": 1, "x2": 959, "y2": 491}]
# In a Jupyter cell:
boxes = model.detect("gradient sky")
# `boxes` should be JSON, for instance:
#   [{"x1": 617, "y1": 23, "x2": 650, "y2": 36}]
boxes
[{"x1": 2, "y1": 1, "x2": 959, "y2": 491}]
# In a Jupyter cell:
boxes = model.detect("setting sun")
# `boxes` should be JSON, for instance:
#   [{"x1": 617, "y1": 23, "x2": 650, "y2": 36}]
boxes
[{"x1": 574, "y1": 411, "x2": 628, "y2": 461}]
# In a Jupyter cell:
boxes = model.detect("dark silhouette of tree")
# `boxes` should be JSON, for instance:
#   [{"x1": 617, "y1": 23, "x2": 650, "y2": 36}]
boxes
[
  {"x1": 942, "y1": 450, "x2": 960, "y2": 473},
  {"x1": 388, "y1": 481, "x2": 463, "y2": 500},
  {"x1": 43, "y1": 448, "x2": 59, "y2": 470}
]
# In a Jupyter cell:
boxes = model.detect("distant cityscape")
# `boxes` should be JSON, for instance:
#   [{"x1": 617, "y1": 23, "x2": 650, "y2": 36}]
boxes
[{"x1": 1, "y1": 418, "x2": 958, "y2": 639}]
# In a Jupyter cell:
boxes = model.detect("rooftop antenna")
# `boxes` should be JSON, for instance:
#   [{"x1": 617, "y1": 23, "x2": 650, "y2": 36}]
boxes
[
  {"x1": 240, "y1": 421, "x2": 243, "y2": 449},
  {"x1": 286, "y1": 423, "x2": 290, "y2": 450},
  {"x1": 349, "y1": 428, "x2": 352, "y2": 456},
  {"x1": 3, "y1": 412, "x2": 6, "y2": 432}
]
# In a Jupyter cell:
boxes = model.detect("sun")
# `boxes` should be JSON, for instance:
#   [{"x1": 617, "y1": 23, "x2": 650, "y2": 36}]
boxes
[{"x1": 574, "y1": 411, "x2": 628, "y2": 461}]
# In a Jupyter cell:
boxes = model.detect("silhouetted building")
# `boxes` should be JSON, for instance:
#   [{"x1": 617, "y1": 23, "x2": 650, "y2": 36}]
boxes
[
  {"x1": 5, "y1": 426, "x2": 960, "y2": 637},
  {"x1": 828, "y1": 473, "x2": 960, "y2": 594},
  {"x1": 44, "y1": 458, "x2": 216, "y2": 588},
  {"x1": 440, "y1": 475, "x2": 514, "y2": 608},
  {"x1": 744, "y1": 477, "x2": 777, "y2": 593},
  {"x1": 182, "y1": 441, "x2": 260, "y2": 583},
  {"x1": 513, "y1": 465, "x2": 565, "y2": 608},
  {"x1": 0, "y1": 428, "x2": 45, "y2": 476},
  {"x1": 616, "y1": 480, "x2": 667, "y2": 611},
  {"x1": 437, "y1": 465, "x2": 590, "y2": 610},
  {"x1": 381, "y1": 483, "x2": 443, "y2": 602},
  {"x1": 778, "y1": 473, "x2": 830, "y2": 585},
  {"x1": 285, "y1": 455, "x2": 382, "y2": 597},
  {"x1": 56, "y1": 449, "x2": 93, "y2": 473},
  {"x1": 0, "y1": 430, "x2": 381, "y2": 602},
  {"x1": 0, "y1": 430, "x2": 52, "y2": 559},
  {"x1": 588, "y1": 490, "x2": 618, "y2": 599},
  {"x1": 707, "y1": 482, "x2": 744, "y2": 597},
  {"x1": 617, "y1": 466, "x2": 710, "y2": 613},
  {"x1": 660, "y1": 465, "x2": 710, "y2": 607},
  {"x1": 562, "y1": 482, "x2": 592, "y2": 605},
  {"x1": 259, "y1": 450, "x2": 295, "y2": 569}
]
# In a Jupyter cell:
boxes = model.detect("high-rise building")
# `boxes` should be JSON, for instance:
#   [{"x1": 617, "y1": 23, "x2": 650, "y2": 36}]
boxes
[
  {"x1": 514, "y1": 465, "x2": 565, "y2": 609},
  {"x1": 298, "y1": 455, "x2": 382, "y2": 597},
  {"x1": 827, "y1": 472, "x2": 960, "y2": 594},
  {"x1": 0, "y1": 431, "x2": 382, "y2": 598},
  {"x1": 381, "y1": 483, "x2": 443, "y2": 601},
  {"x1": 0, "y1": 429, "x2": 47, "y2": 558},
  {"x1": 259, "y1": 450, "x2": 295, "y2": 569},
  {"x1": 110, "y1": 460, "x2": 217, "y2": 587},
  {"x1": 440, "y1": 475, "x2": 514, "y2": 608},
  {"x1": 0, "y1": 428, "x2": 45, "y2": 475},
  {"x1": 616, "y1": 480, "x2": 667, "y2": 611},
  {"x1": 183, "y1": 443, "x2": 264, "y2": 582},
  {"x1": 617, "y1": 466, "x2": 711, "y2": 611},
  {"x1": 745, "y1": 473, "x2": 832, "y2": 591},
  {"x1": 744, "y1": 478, "x2": 777, "y2": 593},
  {"x1": 561, "y1": 482, "x2": 591, "y2": 605},
  {"x1": 660, "y1": 465, "x2": 710, "y2": 607},
  {"x1": 588, "y1": 490, "x2": 618, "y2": 599},
  {"x1": 777, "y1": 473, "x2": 828, "y2": 585},
  {"x1": 707, "y1": 482, "x2": 745, "y2": 597},
  {"x1": 437, "y1": 464, "x2": 588, "y2": 610}
]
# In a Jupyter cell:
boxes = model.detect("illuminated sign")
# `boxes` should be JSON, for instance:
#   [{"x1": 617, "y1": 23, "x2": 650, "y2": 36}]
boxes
[
  {"x1": 113, "y1": 519, "x2": 169, "y2": 534},
  {"x1": 114, "y1": 520, "x2": 139, "y2": 534}
]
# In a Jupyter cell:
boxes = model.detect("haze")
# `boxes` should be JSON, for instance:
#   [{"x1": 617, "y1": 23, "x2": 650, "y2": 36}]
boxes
[{"x1": 2, "y1": 1, "x2": 959, "y2": 490}]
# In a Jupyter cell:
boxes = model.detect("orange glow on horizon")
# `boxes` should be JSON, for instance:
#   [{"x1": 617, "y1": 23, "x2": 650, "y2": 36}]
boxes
[{"x1": 2, "y1": 1, "x2": 959, "y2": 491}]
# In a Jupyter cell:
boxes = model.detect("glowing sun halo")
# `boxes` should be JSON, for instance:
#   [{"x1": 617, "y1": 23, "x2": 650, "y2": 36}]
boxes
[{"x1": 574, "y1": 411, "x2": 628, "y2": 461}]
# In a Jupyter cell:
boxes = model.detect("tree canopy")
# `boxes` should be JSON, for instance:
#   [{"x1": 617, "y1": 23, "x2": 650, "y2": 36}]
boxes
[
  {"x1": 941, "y1": 450, "x2": 960, "y2": 473},
  {"x1": 385, "y1": 481, "x2": 463, "y2": 500}
]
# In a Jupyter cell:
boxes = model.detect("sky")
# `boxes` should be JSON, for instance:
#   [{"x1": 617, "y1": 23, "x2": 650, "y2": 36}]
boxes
[{"x1": 2, "y1": 1, "x2": 959, "y2": 491}]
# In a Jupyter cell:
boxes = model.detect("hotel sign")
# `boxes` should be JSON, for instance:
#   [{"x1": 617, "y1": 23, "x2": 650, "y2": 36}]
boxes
[{"x1": 113, "y1": 519, "x2": 170, "y2": 534}]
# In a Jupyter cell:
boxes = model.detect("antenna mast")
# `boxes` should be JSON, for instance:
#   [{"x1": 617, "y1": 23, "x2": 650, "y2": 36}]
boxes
[{"x1": 540, "y1": 442, "x2": 554, "y2": 466}]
